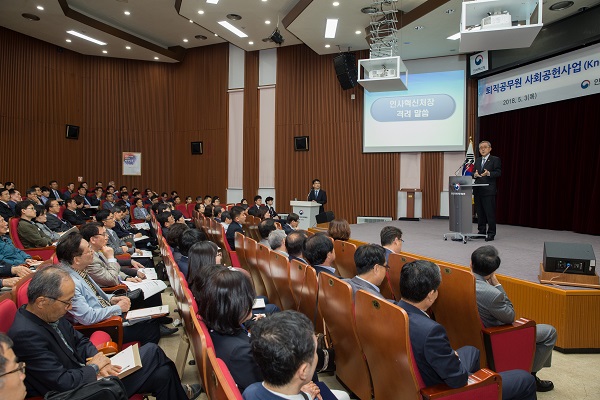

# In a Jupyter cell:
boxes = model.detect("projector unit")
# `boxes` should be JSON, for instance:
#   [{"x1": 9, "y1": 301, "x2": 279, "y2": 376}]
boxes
[
  {"x1": 481, "y1": 12, "x2": 512, "y2": 30},
  {"x1": 543, "y1": 242, "x2": 596, "y2": 275},
  {"x1": 384, "y1": 68, "x2": 397, "y2": 77},
  {"x1": 369, "y1": 69, "x2": 385, "y2": 78}
]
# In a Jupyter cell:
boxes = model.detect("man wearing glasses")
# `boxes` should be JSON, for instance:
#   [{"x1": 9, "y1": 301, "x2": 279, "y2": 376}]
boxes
[
  {"x1": 379, "y1": 226, "x2": 403, "y2": 263},
  {"x1": 473, "y1": 140, "x2": 501, "y2": 241},
  {"x1": 343, "y1": 244, "x2": 390, "y2": 301},
  {"x1": 0, "y1": 333, "x2": 26, "y2": 400}
]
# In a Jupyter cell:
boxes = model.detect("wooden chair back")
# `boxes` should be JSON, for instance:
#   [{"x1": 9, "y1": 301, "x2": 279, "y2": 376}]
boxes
[
  {"x1": 189, "y1": 312, "x2": 210, "y2": 391},
  {"x1": 205, "y1": 347, "x2": 243, "y2": 400},
  {"x1": 234, "y1": 232, "x2": 250, "y2": 273},
  {"x1": 386, "y1": 253, "x2": 418, "y2": 301},
  {"x1": 289, "y1": 259, "x2": 307, "y2": 309},
  {"x1": 255, "y1": 244, "x2": 283, "y2": 310},
  {"x1": 269, "y1": 251, "x2": 296, "y2": 310},
  {"x1": 333, "y1": 240, "x2": 357, "y2": 279},
  {"x1": 243, "y1": 236, "x2": 267, "y2": 297},
  {"x1": 297, "y1": 266, "x2": 323, "y2": 334},
  {"x1": 318, "y1": 273, "x2": 372, "y2": 400}
]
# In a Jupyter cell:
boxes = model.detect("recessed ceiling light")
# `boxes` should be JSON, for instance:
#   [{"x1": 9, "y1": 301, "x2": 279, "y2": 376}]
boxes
[
  {"x1": 218, "y1": 21, "x2": 248, "y2": 37},
  {"x1": 124, "y1": 11, "x2": 130, "y2": 16},
  {"x1": 249, "y1": 41, "x2": 254, "y2": 45},
  {"x1": 102, "y1": 50, "x2": 108, "y2": 54},
  {"x1": 154, "y1": 57, "x2": 159, "y2": 60},
  {"x1": 265, "y1": 20, "x2": 271, "y2": 24},
  {"x1": 195, "y1": 34, "x2": 207, "y2": 40},
  {"x1": 183, "y1": 39, "x2": 188, "y2": 42},
  {"x1": 189, "y1": 20, "x2": 194, "y2": 23},
  {"x1": 198, "y1": 10, "x2": 205, "y2": 14},
  {"x1": 549, "y1": 1, "x2": 574, "y2": 10},
  {"x1": 325, "y1": 19, "x2": 338, "y2": 39},
  {"x1": 355, "y1": 30, "x2": 362, "y2": 35},
  {"x1": 65, "y1": 39, "x2": 71, "y2": 43},
  {"x1": 206, "y1": 0, "x2": 219, "y2": 4},
  {"x1": 227, "y1": 14, "x2": 242, "y2": 20},
  {"x1": 22, "y1": 13, "x2": 40, "y2": 21},
  {"x1": 447, "y1": 32, "x2": 461, "y2": 40},
  {"x1": 361, "y1": 6, "x2": 378, "y2": 14},
  {"x1": 414, "y1": 26, "x2": 424, "y2": 30},
  {"x1": 325, "y1": 44, "x2": 330, "y2": 48},
  {"x1": 214, "y1": 33, "x2": 218, "y2": 37},
  {"x1": 262, "y1": 0, "x2": 267, "y2": 2},
  {"x1": 126, "y1": 46, "x2": 131, "y2": 49},
  {"x1": 36, "y1": 6, "x2": 44, "y2": 11},
  {"x1": 333, "y1": 1, "x2": 340, "y2": 5},
  {"x1": 67, "y1": 30, "x2": 106, "y2": 45}
]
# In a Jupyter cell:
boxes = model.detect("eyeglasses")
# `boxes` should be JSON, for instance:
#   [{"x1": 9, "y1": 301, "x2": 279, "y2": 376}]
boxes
[
  {"x1": 95, "y1": 232, "x2": 108, "y2": 237},
  {"x1": 46, "y1": 297, "x2": 74, "y2": 307},
  {"x1": 0, "y1": 362, "x2": 26, "y2": 378}
]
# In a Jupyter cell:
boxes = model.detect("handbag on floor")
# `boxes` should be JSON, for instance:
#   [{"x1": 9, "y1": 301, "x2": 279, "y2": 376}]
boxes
[{"x1": 44, "y1": 376, "x2": 128, "y2": 400}]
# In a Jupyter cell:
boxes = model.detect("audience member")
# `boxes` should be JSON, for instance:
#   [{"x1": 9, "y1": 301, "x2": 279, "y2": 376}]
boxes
[
  {"x1": 187, "y1": 241, "x2": 223, "y2": 285},
  {"x1": 258, "y1": 219, "x2": 276, "y2": 248},
  {"x1": 166, "y1": 222, "x2": 190, "y2": 263},
  {"x1": 0, "y1": 216, "x2": 35, "y2": 266},
  {"x1": 157, "y1": 211, "x2": 175, "y2": 235},
  {"x1": 343, "y1": 244, "x2": 388, "y2": 300},
  {"x1": 16, "y1": 200, "x2": 53, "y2": 248},
  {"x1": 63, "y1": 198, "x2": 89, "y2": 225},
  {"x1": 102, "y1": 192, "x2": 117, "y2": 210},
  {"x1": 39, "y1": 186, "x2": 51, "y2": 205},
  {"x1": 33, "y1": 205, "x2": 61, "y2": 242},
  {"x1": 397, "y1": 260, "x2": 536, "y2": 400},
  {"x1": 25, "y1": 187, "x2": 42, "y2": 206},
  {"x1": 62, "y1": 182, "x2": 75, "y2": 201},
  {"x1": 248, "y1": 195, "x2": 263, "y2": 217},
  {"x1": 226, "y1": 206, "x2": 246, "y2": 250},
  {"x1": 133, "y1": 198, "x2": 151, "y2": 221},
  {"x1": 303, "y1": 233, "x2": 337, "y2": 276},
  {"x1": 220, "y1": 211, "x2": 232, "y2": 230},
  {"x1": 328, "y1": 219, "x2": 351, "y2": 241},
  {"x1": 264, "y1": 196, "x2": 279, "y2": 219},
  {"x1": 471, "y1": 245, "x2": 557, "y2": 392},
  {"x1": 44, "y1": 199, "x2": 72, "y2": 232},
  {"x1": 380, "y1": 226, "x2": 403, "y2": 262},
  {"x1": 285, "y1": 230, "x2": 309, "y2": 264},
  {"x1": 178, "y1": 229, "x2": 206, "y2": 279},
  {"x1": 268, "y1": 230, "x2": 288, "y2": 257},
  {"x1": 282, "y1": 213, "x2": 299, "y2": 235},
  {"x1": 8, "y1": 189, "x2": 21, "y2": 212},
  {"x1": 48, "y1": 180, "x2": 64, "y2": 203},
  {"x1": 0, "y1": 333, "x2": 26, "y2": 400},
  {"x1": 89, "y1": 186, "x2": 104, "y2": 206},
  {"x1": 0, "y1": 188, "x2": 14, "y2": 221},
  {"x1": 213, "y1": 206, "x2": 223, "y2": 223}
]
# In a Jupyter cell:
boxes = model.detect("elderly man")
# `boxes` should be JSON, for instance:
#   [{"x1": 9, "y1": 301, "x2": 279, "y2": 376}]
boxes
[
  {"x1": 7, "y1": 266, "x2": 202, "y2": 399},
  {"x1": 397, "y1": 260, "x2": 536, "y2": 400},
  {"x1": 268, "y1": 230, "x2": 288, "y2": 258},
  {"x1": 44, "y1": 199, "x2": 73, "y2": 233},
  {"x1": 0, "y1": 333, "x2": 27, "y2": 400},
  {"x1": 56, "y1": 232, "x2": 161, "y2": 345}
]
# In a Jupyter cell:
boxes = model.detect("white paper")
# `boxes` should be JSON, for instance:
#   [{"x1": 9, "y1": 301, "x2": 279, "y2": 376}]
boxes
[
  {"x1": 253, "y1": 298, "x2": 266, "y2": 309},
  {"x1": 131, "y1": 250, "x2": 153, "y2": 258},
  {"x1": 124, "y1": 279, "x2": 167, "y2": 298},
  {"x1": 133, "y1": 235, "x2": 150, "y2": 242},
  {"x1": 137, "y1": 268, "x2": 157, "y2": 280},
  {"x1": 109, "y1": 343, "x2": 142, "y2": 378},
  {"x1": 133, "y1": 223, "x2": 150, "y2": 230},
  {"x1": 126, "y1": 305, "x2": 169, "y2": 321}
]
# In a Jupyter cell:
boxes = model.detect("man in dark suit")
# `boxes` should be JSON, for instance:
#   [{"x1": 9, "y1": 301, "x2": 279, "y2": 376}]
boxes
[
  {"x1": 48, "y1": 181, "x2": 64, "y2": 204},
  {"x1": 380, "y1": 226, "x2": 403, "y2": 263},
  {"x1": 247, "y1": 195, "x2": 264, "y2": 217},
  {"x1": 473, "y1": 141, "x2": 501, "y2": 241},
  {"x1": 308, "y1": 179, "x2": 327, "y2": 214},
  {"x1": 62, "y1": 198, "x2": 89, "y2": 225},
  {"x1": 0, "y1": 188, "x2": 14, "y2": 221},
  {"x1": 61, "y1": 182, "x2": 75, "y2": 201},
  {"x1": 397, "y1": 260, "x2": 536, "y2": 400},
  {"x1": 343, "y1": 244, "x2": 388, "y2": 300},
  {"x1": 282, "y1": 213, "x2": 299, "y2": 235},
  {"x1": 303, "y1": 233, "x2": 338, "y2": 276},
  {"x1": 44, "y1": 199, "x2": 73, "y2": 232},
  {"x1": 265, "y1": 196, "x2": 279, "y2": 219},
  {"x1": 285, "y1": 230, "x2": 309, "y2": 264},
  {"x1": 226, "y1": 206, "x2": 246, "y2": 250},
  {"x1": 8, "y1": 266, "x2": 201, "y2": 400}
]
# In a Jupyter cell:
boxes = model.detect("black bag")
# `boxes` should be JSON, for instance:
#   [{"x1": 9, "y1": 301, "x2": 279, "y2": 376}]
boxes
[
  {"x1": 44, "y1": 376, "x2": 128, "y2": 400},
  {"x1": 112, "y1": 288, "x2": 145, "y2": 310}
]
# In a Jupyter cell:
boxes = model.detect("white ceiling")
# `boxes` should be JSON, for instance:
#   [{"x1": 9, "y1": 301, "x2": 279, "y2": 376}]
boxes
[{"x1": 0, "y1": 0, "x2": 598, "y2": 63}]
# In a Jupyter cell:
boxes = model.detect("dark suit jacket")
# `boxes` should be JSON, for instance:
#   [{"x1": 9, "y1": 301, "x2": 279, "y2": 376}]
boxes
[
  {"x1": 88, "y1": 196, "x2": 102, "y2": 207},
  {"x1": 282, "y1": 223, "x2": 294, "y2": 235},
  {"x1": 48, "y1": 189, "x2": 63, "y2": 202},
  {"x1": 210, "y1": 329, "x2": 263, "y2": 391},
  {"x1": 308, "y1": 189, "x2": 327, "y2": 213},
  {"x1": 62, "y1": 190, "x2": 74, "y2": 201},
  {"x1": 0, "y1": 201, "x2": 14, "y2": 220},
  {"x1": 45, "y1": 213, "x2": 73, "y2": 232},
  {"x1": 396, "y1": 300, "x2": 469, "y2": 388},
  {"x1": 226, "y1": 222, "x2": 244, "y2": 250},
  {"x1": 247, "y1": 204, "x2": 265, "y2": 217},
  {"x1": 62, "y1": 209, "x2": 89, "y2": 225},
  {"x1": 8, "y1": 307, "x2": 98, "y2": 397},
  {"x1": 473, "y1": 155, "x2": 501, "y2": 196}
]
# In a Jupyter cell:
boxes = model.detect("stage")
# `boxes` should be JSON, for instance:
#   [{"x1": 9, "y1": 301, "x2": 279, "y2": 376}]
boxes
[{"x1": 349, "y1": 219, "x2": 600, "y2": 351}]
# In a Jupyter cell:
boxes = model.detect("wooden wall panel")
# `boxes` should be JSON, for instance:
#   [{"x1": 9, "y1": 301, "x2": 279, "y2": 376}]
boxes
[
  {"x1": 420, "y1": 152, "x2": 443, "y2": 218},
  {"x1": 274, "y1": 45, "x2": 400, "y2": 222},
  {"x1": 242, "y1": 51, "x2": 260, "y2": 199},
  {"x1": 0, "y1": 27, "x2": 228, "y2": 200}
]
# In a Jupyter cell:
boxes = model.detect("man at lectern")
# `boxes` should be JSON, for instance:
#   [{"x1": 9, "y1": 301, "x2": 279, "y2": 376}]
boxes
[
  {"x1": 473, "y1": 141, "x2": 501, "y2": 241},
  {"x1": 307, "y1": 179, "x2": 327, "y2": 214}
]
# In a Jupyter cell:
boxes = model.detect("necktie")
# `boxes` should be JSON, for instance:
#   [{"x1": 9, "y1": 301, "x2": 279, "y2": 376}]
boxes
[
  {"x1": 315, "y1": 190, "x2": 319, "y2": 197},
  {"x1": 49, "y1": 322, "x2": 85, "y2": 366},
  {"x1": 76, "y1": 270, "x2": 112, "y2": 308}
]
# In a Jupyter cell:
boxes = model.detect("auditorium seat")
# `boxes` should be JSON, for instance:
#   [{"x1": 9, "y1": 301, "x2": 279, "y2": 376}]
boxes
[
  {"x1": 289, "y1": 259, "x2": 307, "y2": 308},
  {"x1": 8, "y1": 217, "x2": 55, "y2": 260},
  {"x1": 431, "y1": 264, "x2": 536, "y2": 373},
  {"x1": 243, "y1": 236, "x2": 267, "y2": 297},
  {"x1": 205, "y1": 347, "x2": 243, "y2": 400},
  {"x1": 333, "y1": 240, "x2": 357, "y2": 279},
  {"x1": 269, "y1": 251, "x2": 296, "y2": 310},
  {"x1": 354, "y1": 290, "x2": 502, "y2": 400},
  {"x1": 385, "y1": 253, "x2": 418, "y2": 301},
  {"x1": 296, "y1": 266, "x2": 324, "y2": 334},
  {"x1": 234, "y1": 231, "x2": 250, "y2": 274},
  {"x1": 0, "y1": 292, "x2": 17, "y2": 332},
  {"x1": 317, "y1": 273, "x2": 372, "y2": 400},
  {"x1": 189, "y1": 312, "x2": 210, "y2": 392},
  {"x1": 129, "y1": 205, "x2": 143, "y2": 224},
  {"x1": 176, "y1": 203, "x2": 191, "y2": 219},
  {"x1": 255, "y1": 244, "x2": 283, "y2": 310},
  {"x1": 215, "y1": 222, "x2": 239, "y2": 268}
]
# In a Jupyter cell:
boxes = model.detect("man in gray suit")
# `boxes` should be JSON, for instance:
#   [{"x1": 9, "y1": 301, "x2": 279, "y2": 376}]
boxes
[
  {"x1": 471, "y1": 245, "x2": 556, "y2": 392},
  {"x1": 343, "y1": 244, "x2": 389, "y2": 300}
]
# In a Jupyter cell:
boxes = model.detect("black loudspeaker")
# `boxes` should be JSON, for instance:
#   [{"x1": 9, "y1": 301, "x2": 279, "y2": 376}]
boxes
[
  {"x1": 316, "y1": 211, "x2": 335, "y2": 224},
  {"x1": 294, "y1": 136, "x2": 309, "y2": 151},
  {"x1": 65, "y1": 124, "x2": 79, "y2": 140},
  {"x1": 543, "y1": 242, "x2": 596, "y2": 275},
  {"x1": 333, "y1": 52, "x2": 357, "y2": 90},
  {"x1": 191, "y1": 141, "x2": 203, "y2": 155}
]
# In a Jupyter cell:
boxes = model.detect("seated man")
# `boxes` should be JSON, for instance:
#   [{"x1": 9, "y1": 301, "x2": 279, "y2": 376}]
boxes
[
  {"x1": 8, "y1": 266, "x2": 201, "y2": 400},
  {"x1": 25, "y1": 187, "x2": 42, "y2": 206},
  {"x1": 471, "y1": 245, "x2": 557, "y2": 392},
  {"x1": 285, "y1": 230, "x2": 309, "y2": 264},
  {"x1": 56, "y1": 232, "x2": 161, "y2": 345},
  {"x1": 244, "y1": 310, "x2": 348, "y2": 400},
  {"x1": 62, "y1": 182, "x2": 75, "y2": 201},
  {"x1": 7, "y1": 189, "x2": 22, "y2": 213},
  {"x1": 156, "y1": 211, "x2": 175, "y2": 236},
  {"x1": 33, "y1": 205, "x2": 62, "y2": 242},
  {"x1": 303, "y1": 233, "x2": 338, "y2": 276},
  {"x1": 226, "y1": 206, "x2": 246, "y2": 250},
  {"x1": 63, "y1": 198, "x2": 89, "y2": 226},
  {"x1": 258, "y1": 219, "x2": 276, "y2": 248},
  {"x1": 248, "y1": 195, "x2": 264, "y2": 217},
  {"x1": 0, "y1": 216, "x2": 36, "y2": 266},
  {"x1": 220, "y1": 211, "x2": 232, "y2": 231},
  {"x1": 39, "y1": 186, "x2": 51, "y2": 205},
  {"x1": 112, "y1": 205, "x2": 156, "y2": 250},
  {"x1": 88, "y1": 186, "x2": 104, "y2": 207},
  {"x1": 397, "y1": 260, "x2": 536, "y2": 400},
  {"x1": 268, "y1": 230, "x2": 288, "y2": 258},
  {"x1": 74, "y1": 186, "x2": 94, "y2": 216},
  {"x1": 0, "y1": 188, "x2": 15, "y2": 221},
  {"x1": 45, "y1": 199, "x2": 73, "y2": 232},
  {"x1": 380, "y1": 225, "x2": 403, "y2": 262},
  {"x1": 264, "y1": 196, "x2": 279, "y2": 219},
  {"x1": 0, "y1": 233, "x2": 33, "y2": 288},
  {"x1": 282, "y1": 213, "x2": 299, "y2": 235},
  {"x1": 343, "y1": 244, "x2": 388, "y2": 300},
  {"x1": 15, "y1": 200, "x2": 53, "y2": 248},
  {"x1": 102, "y1": 192, "x2": 117, "y2": 210},
  {"x1": 48, "y1": 180, "x2": 64, "y2": 204},
  {"x1": 0, "y1": 333, "x2": 27, "y2": 400}
]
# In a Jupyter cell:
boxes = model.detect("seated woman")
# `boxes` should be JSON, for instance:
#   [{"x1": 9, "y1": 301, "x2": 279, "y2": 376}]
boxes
[
  {"x1": 15, "y1": 200, "x2": 53, "y2": 248},
  {"x1": 328, "y1": 218, "x2": 351, "y2": 241},
  {"x1": 33, "y1": 205, "x2": 61, "y2": 242},
  {"x1": 256, "y1": 207, "x2": 271, "y2": 221},
  {"x1": 133, "y1": 198, "x2": 151, "y2": 221}
]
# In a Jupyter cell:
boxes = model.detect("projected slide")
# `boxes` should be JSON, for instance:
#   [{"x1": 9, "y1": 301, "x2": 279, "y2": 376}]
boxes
[{"x1": 363, "y1": 56, "x2": 466, "y2": 153}]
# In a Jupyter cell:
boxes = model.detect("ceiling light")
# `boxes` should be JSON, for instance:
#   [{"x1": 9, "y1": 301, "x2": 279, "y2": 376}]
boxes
[
  {"x1": 124, "y1": 11, "x2": 130, "y2": 16},
  {"x1": 65, "y1": 39, "x2": 71, "y2": 43},
  {"x1": 414, "y1": 26, "x2": 424, "y2": 30},
  {"x1": 227, "y1": 14, "x2": 242, "y2": 20},
  {"x1": 189, "y1": 20, "x2": 193, "y2": 23},
  {"x1": 214, "y1": 33, "x2": 218, "y2": 36},
  {"x1": 126, "y1": 46, "x2": 131, "y2": 49},
  {"x1": 447, "y1": 32, "x2": 461, "y2": 40},
  {"x1": 325, "y1": 19, "x2": 338, "y2": 39},
  {"x1": 154, "y1": 57, "x2": 159, "y2": 60},
  {"x1": 249, "y1": 41, "x2": 254, "y2": 45},
  {"x1": 355, "y1": 30, "x2": 362, "y2": 35},
  {"x1": 22, "y1": 13, "x2": 40, "y2": 21},
  {"x1": 36, "y1": 6, "x2": 44, "y2": 11},
  {"x1": 195, "y1": 34, "x2": 207, "y2": 40},
  {"x1": 325, "y1": 44, "x2": 330, "y2": 48},
  {"x1": 361, "y1": 6, "x2": 378, "y2": 14},
  {"x1": 265, "y1": 20, "x2": 271, "y2": 24},
  {"x1": 206, "y1": 0, "x2": 219, "y2": 4},
  {"x1": 102, "y1": 50, "x2": 107, "y2": 54},
  {"x1": 218, "y1": 21, "x2": 248, "y2": 37},
  {"x1": 183, "y1": 39, "x2": 189, "y2": 43},
  {"x1": 198, "y1": 10, "x2": 204, "y2": 14},
  {"x1": 67, "y1": 30, "x2": 106, "y2": 45},
  {"x1": 333, "y1": 1, "x2": 340, "y2": 5},
  {"x1": 549, "y1": 1, "x2": 574, "y2": 10}
]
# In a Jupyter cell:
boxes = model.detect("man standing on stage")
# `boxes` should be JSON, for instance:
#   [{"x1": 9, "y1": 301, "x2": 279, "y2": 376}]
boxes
[
  {"x1": 308, "y1": 179, "x2": 327, "y2": 214},
  {"x1": 473, "y1": 141, "x2": 501, "y2": 241}
]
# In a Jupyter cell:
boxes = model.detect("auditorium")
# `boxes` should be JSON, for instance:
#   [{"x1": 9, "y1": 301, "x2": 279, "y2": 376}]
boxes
[{"x1": 1, "y1": 1, "x2": 599, "y2": 399}]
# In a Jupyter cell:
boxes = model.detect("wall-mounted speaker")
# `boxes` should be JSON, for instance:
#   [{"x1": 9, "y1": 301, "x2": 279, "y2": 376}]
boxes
[
  {"x1": 191, "y1": 141, "x2": 203, "y2": 155},
  {"x1": 294, "y1": 136, "x2": 309, "y2": 151},
  {"x1": 333, "y1": 52, "x2": 358, "y2": 90},
  {"x1": 316, "y1": 211, "x2": 335, "y2": 224},
  {"x1": 66, "y1": 124, "x2": 80, "y2": 140}
]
